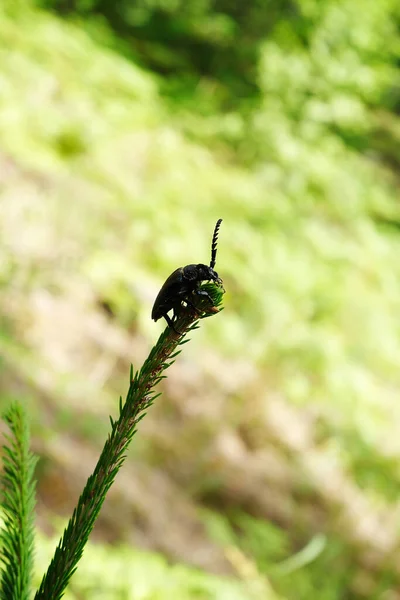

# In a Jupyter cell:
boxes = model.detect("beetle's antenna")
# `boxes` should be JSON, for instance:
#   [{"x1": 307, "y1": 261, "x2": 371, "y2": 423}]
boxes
[{"x1": 210, "y1": 219, "x2": 222, "y2": 269}]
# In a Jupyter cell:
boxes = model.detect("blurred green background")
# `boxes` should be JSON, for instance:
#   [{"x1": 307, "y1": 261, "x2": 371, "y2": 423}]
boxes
[{"x1": 1, "y1": 0, "x2": 400, "y2": 597}]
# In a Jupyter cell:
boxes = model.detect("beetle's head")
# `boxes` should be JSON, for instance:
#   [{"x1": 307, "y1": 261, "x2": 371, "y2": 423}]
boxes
[{"x1": 196, "y1": 264, "x2": 223, "y2": 287}]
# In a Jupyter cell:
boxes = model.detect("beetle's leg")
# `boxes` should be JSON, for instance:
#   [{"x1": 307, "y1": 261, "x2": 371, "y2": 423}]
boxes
[
  {"x1": 164, "y1": 312, "x2": 183, "y2": 335},
  {"x1": 183, "y1": 297, "x2": 200, "y2": 312},
  {"x1": 193, "y1": 288, "x2": 215, "y2": 306}
]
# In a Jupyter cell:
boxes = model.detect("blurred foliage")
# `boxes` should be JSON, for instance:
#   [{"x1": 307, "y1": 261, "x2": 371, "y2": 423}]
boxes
[
  {"x1": 1, "y1": 0, "x2": 400, "y2": 598},
  {"x1": 33, "y1": 525, "x2": 278, "y2": 600},
  {"x1": 204, "y1": 510, "x2": 355, "y2": 600}
]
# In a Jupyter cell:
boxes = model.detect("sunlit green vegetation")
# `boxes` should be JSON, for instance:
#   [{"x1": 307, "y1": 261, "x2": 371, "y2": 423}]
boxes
[{"x1": 1, "y1": 0, "x2": 400, "y2": 597}]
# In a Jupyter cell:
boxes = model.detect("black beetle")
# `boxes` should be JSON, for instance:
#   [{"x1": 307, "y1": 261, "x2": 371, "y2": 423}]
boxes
[{"x1": 152, "y1": 219, "x2": 223, "y2": 333}]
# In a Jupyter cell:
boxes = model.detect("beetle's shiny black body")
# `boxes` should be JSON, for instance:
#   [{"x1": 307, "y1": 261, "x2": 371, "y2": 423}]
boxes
[
  {"x1": 152, "y1": 220, "x2": 223, "y2": 333},
  {"x1": 151, "y1": 263, "x2": 222, "y2": 323}
]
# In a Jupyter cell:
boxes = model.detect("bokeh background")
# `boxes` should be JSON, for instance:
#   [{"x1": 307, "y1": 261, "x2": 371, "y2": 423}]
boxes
[{"x1": 1, "y1": 0, "x2": 400, "y2": 598}]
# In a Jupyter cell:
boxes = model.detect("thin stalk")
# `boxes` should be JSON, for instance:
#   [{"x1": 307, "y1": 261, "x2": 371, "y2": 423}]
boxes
[
  {"x1": 0, "y1": 403, "x2": 37, "y2": 600},
  {"x1": 34, "y1": 283, "x2": 223, "y2": 600}
]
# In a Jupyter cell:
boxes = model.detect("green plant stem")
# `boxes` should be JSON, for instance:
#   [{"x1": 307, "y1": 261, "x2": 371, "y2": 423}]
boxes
[
  {"x1": 34, "y1": 285, "x2": 223, "y2": 600},
  {"x1": 0, "y1": 403, "x2": 37, "y2": 600}
]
